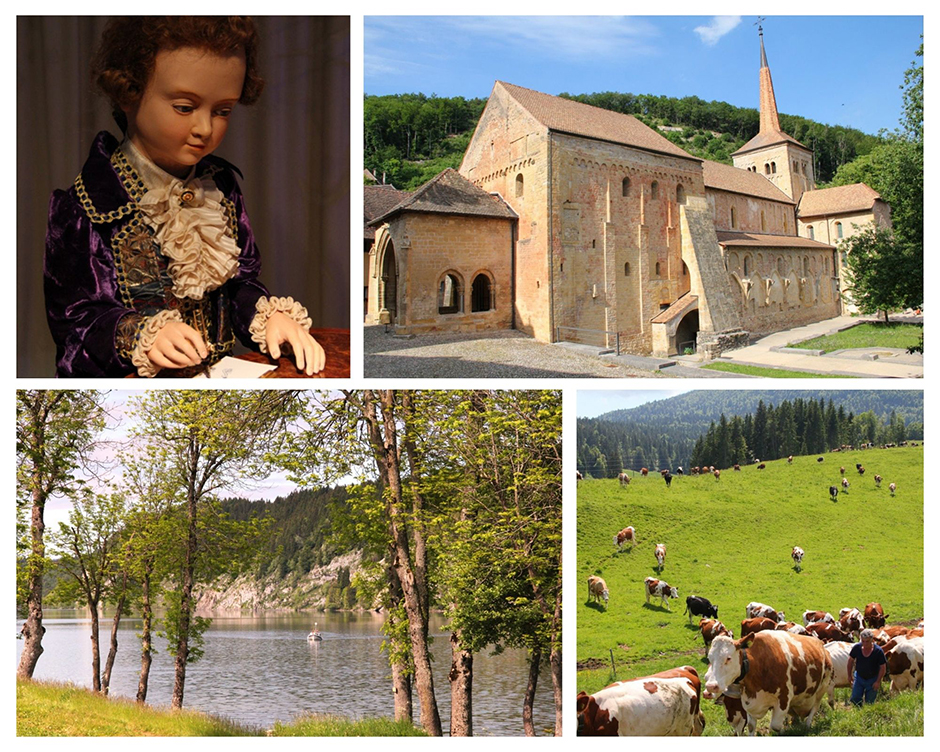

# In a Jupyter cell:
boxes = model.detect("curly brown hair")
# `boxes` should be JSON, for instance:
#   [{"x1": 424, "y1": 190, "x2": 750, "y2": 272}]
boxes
[{"x1": 91, "y1": 16, "x2": 264, "y2": 132}]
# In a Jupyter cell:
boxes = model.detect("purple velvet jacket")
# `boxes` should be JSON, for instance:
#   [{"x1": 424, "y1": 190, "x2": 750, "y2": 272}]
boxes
[{"x1": 44, "y1": 131, "x2": 270, "y2": 377}]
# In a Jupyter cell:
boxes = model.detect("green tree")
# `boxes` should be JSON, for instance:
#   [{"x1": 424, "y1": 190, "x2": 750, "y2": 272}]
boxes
[
  {"x1": 16, "y1": 390, "x2": 107, "y2": 680},
  {"x1": 841, "y1": 225, "x2": 920, "y2": 321}
]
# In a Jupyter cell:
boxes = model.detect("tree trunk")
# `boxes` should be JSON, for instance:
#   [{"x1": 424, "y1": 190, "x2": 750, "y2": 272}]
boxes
[
  {"x1": 449, "y1": 631, "x2": 473, "y2": 736},
  {"x1": 17, "y1": 486, "x2": 46, "y2": 679},
  {"x1": 89, "y1": 600, "x2": 101, "y2": 692},
  {"x1": 550, "y1": 643, "x2": 563, "y2": 736},
  {"x1": 172, "y1": 476, "x2": 198, "y2": 709},
  {"x1": 391, "y1": 658, "x2": 413, "y2": 723},
  {"x1": 884, "y1": 309, "x2": 890, "y2": 324},
  {"x1": 522, "y1": 647, "x2": 540, "y2": 736},
  {"x1": 137, "y1": 569, "x2": 153, "y2": 703},
  {"x1": 102, "y1": 575, "x2": 127, "y2": 695}
]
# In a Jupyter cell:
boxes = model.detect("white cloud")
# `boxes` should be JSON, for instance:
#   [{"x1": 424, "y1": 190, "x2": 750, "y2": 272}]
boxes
[{"x1": 694, "y1": 16, "x2": 742, "y2": 46}]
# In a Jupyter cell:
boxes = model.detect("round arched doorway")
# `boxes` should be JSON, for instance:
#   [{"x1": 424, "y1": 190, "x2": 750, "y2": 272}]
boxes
[{"x1": 675, "y1": 310, "x2": 700, "y2": 355}]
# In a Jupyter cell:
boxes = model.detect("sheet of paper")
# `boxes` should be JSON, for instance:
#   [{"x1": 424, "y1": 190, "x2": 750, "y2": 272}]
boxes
[{"x1": 193, "y1": 356, "x2": 277, "y2": 379}]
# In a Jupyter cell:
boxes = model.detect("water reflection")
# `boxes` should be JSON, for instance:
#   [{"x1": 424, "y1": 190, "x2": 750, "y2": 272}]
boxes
[{"x1": 16, "y1": 610, "x2": 555, "y2": 736}]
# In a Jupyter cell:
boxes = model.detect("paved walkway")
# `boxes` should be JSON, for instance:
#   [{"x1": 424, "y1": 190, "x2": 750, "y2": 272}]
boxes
[{"x1": 679, "y1": 314, "x2": 924, "y2": 378}]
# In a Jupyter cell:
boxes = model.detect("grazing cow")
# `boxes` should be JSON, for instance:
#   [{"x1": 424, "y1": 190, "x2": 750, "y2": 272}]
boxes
[
  {"x1": 857, "y1": 466, "x2": 865, "y2": 476},
  {"x1": 576, "y1": 666, "x2": 705, "y2": 736},
  {"x1": 713, "y1": 692, "x2": 755, "y2": 736},
  {"x1": 757, "y1": 463, "x2": 766, "y2": 470},
  {"x1": 787, "y1": 455, "x2": 793, "y2": 464},
  {"x1": 713, "y1": 469, "x2": 721, "y2": 480},
  {"x1": 791, "y1": 546, "x2": 804, "y2": 571},
  {"x1": 889, "y1": 482, "x2": 897, "y2": 496},
  {"x1": 863, "y1": 603, "x2": 887, "y2": 629},
  {"x1": 587, "y1": 575, "x2": 609, "y2": 606},
  {"x1": 654, "y1": 543, "x2": 667, "y2": 572},
  {"x1": 817, "y1": 457, "x2": 824, "y2": 463},
  {"x1": 641, "y1": 467, "x2": 649, "y2": 477},
  {"x1": 856, "y1": 463, "x2": 862, "y2": 470},
  {"x1": 841, "y1": 477, "x2": 850, "y2": 492},
  {"x1": 805, "y1": 623, "x2": 851, "y2": 643},
  {"x1": 803, "y1": 610, "x2": 836, "y2": 626},
  {"x1": 746, "y1": 602, "x2": 785, "y2": 623},
  {"x1": 871, "y1": 626, "x2": 909, "y2": 645},
  {"x1": 777, "y1": 622, "x2": 809, "y2": 636},
  {"x1": 663, "y1": 472, "x2": 673, "y2": 488},
  {"x1": 698, "y1": 618, "x2": 732, "y2": 649},
  {"x1": 829, "y1": 485, "x2": 839, "y2": 501},
  {"x1": 883, "y1": 636, "x2": 924, "y2": 693},
  {"x1": 704, "y1": 632, "x2": 833, "y2": 734},
  {"x1": 824, "y1": 641, "x2": 854, "y2": 706},
  {"x1": 874, "y1": 474, "x2": 883, "y2": 487},
  {"x1": 685, "y1": 595, "x2": 718, "y2": 624},
  {"x1": 733, "y1": 464, "x2": 741, "y2": 471},
  {"x1": 577, "y1": 471, "x2": 583, "y2": 481},
  {"x1": 840, "y1": 466, "x2": 845, "y2": 476},
  {"x1": 677, "y1": 466, "x2": 684, "y2": 476},
  {"x1": 614, "y1": 526, "x2": 636, "y2": 550},
  {"x1": 618, "y1": 472, "x2": 631, "y2": 488},
  {"x1": 740, "y1": 617, "x2": 778, "y2": 637},
  {"x1": 645, "y1": 577, "x2": 679, "y2": 610},
  {"x1": 838, "y1": 608, "x2": 864, "y2": 639}
]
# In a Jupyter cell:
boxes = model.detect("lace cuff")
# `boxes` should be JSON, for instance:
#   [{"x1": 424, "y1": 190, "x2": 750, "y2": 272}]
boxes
[
  {"x1": 131, "y1": 309, "x2": 185, "y2": 378},
  {"x1": 248, "y1": 296, "x2": 313, "y2": 354}
]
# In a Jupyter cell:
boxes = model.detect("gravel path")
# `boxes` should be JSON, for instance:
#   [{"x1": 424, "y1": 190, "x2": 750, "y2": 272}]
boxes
[{"x1": 364, "y1": 327, "x2": 664, "y2": 378}]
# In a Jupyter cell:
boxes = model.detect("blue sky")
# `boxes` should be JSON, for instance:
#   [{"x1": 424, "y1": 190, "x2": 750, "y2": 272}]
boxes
[
  {"x1": 577, "y1": 390, "x2": 692, "y2": 418},
  {"x1": 364, "y1": 15, "x2": 923, "y2": 135}
]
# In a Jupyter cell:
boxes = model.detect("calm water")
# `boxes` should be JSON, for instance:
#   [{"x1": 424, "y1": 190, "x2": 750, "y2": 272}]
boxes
[{"x1": 16, "y1": 610, "x2": 555, "y2": 735}]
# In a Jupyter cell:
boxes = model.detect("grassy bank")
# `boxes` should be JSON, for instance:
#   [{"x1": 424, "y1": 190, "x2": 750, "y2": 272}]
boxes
[
  {"x1": 17, "y1": 679, "x2": 425, "y2": 736},
  {"x1": 789, "y1": 322, "x2": 923, "y2": 352},
  {"x1": 577, "y1": 446, "x2": 923, "y2": 735},
  {"x1": 699, "y1": 363, "x2": 852, "y2": 378}
]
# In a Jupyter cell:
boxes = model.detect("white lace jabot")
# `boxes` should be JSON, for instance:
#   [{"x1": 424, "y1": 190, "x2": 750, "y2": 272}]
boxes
[{"x1": 121, "y1": 139, "x2": 241, "y2": 300}]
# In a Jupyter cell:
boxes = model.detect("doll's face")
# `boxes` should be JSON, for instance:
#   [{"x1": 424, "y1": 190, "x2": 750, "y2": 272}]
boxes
[{"x1": 124, "y1": 46, "x2": 246, "y2": 179}]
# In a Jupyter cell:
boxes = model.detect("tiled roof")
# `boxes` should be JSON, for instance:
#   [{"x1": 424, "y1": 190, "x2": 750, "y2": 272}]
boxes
[
  {"x1": 702, "y1": 160, "x2": 795, "y2": 204},
  {"x1": 716, "y1": 230, "x2": 835, "y2": 249},
  {"x1": 364, "y1": 185, "x2": 412, "y2": 239},
  {"x1": 731, "y1": 129, "x2": 808, "y2": 156},
  {"x1": 368, "y1": 168, "x2": 517, "y2": 225},
  {"x1": 498, "y1": 81, "x2": 699, "y2": 162},
  {"x1": 797, "y1": 183, "x2": 883, "y2": 218}
]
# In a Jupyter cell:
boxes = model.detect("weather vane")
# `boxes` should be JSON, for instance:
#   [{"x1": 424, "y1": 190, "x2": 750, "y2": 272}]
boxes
[{"x1": 755, "y1": 16, "x2": 766, "y2": 36}]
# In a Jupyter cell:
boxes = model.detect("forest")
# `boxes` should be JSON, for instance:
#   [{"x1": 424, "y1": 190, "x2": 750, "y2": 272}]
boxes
[{"x1": 577, "y1": 391, "x2": 923, "y2": 478}]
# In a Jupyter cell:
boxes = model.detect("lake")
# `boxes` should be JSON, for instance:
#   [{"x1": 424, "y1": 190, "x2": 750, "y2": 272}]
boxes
[{"x1": 16, "y1": 609, "x2": 556, "y2": 736}]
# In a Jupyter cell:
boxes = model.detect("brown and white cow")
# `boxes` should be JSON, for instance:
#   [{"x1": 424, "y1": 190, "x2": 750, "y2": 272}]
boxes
[
  {"x1": 577, "y1": 471, "x2": 583, "y2": 481},
  {"x1": 824, "y1": 641, "x2": 854, "y2": 706},
  {"x1": 802, "y1": 610, "x2": 836, "y2": 626},
  {"x1": 699, "y1": 618, "x2": 733, "y2": 650},
  {"x1": 645, "y1": 577, "x2": 679, "y2": 610},
  {"x1": 713, "y1": 469, "x2": 721, "y2": 480},
  {"x1": 791, "y1": 546, "x2": 804, "y2": 571},
  {"x1": 863, "y1": 602, "x2": 887, "y2": 629},
  {"x1": 838, "y1": 608, "x2": 864, "y2": 639},
  {"x1": 641, "y1": 467, "x2": 649, "y2": 477},
  {"x1": 841, "y1": 477, "x2": 850, "y2": 492},
  {"x1": 883, "y1": 636, "x2": 924, "y2": 693},
  {"x1": 776, "y1": 622, "x2": 809, "y2": 636},
  {"x1": 618, "y1": 472, "x2": 631, "y2": 488},
  {"x1": 874, "y1": 474, "x2": 883, "y2": 487},
  {"x1": 576, "y1": 666, "x2": 705, "y2": 736},
  {"x1": 740, "y1": 617, "x2": 778, "y2": 637},
  {"x1": 746, "y1": 602, "x2": 785, "y2": 623},
  {"x1": 614, "y1": 526, "x2": 636, "y2": 550},
  {"x1": 654, "y1": 543, "x2": 666, "y2": 572},
  {"x1": 871, "y1": 625, "x2": 909, "y2": 645},
  {"x1": 587, "y1": 575, "x2": 609, "y2": 606},
  {"x1": 712, "y1": 692, "x2": 755, "y2": 736},
  {"x1": 805, "y1": 622, "x2": 852, "y2": 643},
  {"x1": 787, "y1": 455, "x2": 793, "y2": 464},
  {"x1": 704, "y1": 631, "x2": 833, "y2": 734},
  {"x1": 889, "y1": 482, "x2": 897, "y2": 496}
]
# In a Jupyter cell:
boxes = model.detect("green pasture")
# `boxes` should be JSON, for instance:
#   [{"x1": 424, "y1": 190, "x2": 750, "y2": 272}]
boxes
[
  {"x1": 789, "y1": 322, "x2": 923, "y2": 353},
  {"x1": 576, "y1": 446, "x2": 923, "y2": 735}
]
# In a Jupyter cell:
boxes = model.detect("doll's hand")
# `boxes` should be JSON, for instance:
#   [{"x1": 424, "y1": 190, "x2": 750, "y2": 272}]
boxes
[
  {"x1": 147, "y1": 321, "x2": 209, "y2": 370},
  {"x1": 265, "y1": 312, "x2": 325, "y2": 375}
]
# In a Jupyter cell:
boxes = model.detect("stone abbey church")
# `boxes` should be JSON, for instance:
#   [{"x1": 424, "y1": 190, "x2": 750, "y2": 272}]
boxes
[{"x1": 365, "y1": 33, "x2": 889, "y2": 357}]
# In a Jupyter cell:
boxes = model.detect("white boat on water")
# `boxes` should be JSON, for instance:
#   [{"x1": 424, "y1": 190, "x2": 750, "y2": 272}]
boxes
[{"x1": 307, "y1": 623, "x2": 323, "y2": 641}]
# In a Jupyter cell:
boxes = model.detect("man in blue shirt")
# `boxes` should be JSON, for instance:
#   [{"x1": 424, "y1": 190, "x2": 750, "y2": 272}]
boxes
[{"x1": 846, "y1": 629, "x2": 887, "y2": 706}]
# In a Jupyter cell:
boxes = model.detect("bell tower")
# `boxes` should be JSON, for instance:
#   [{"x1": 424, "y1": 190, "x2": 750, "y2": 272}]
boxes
[{"x1": 732, "y1": 24, "x2": 815, "y2": 203}]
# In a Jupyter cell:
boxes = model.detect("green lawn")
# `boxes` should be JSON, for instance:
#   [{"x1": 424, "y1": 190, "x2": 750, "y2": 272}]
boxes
[
  {"x1": 789, "y1": 322, "x2": 923, "y2": 353},
  {"x1": 577, "y1": 446, "x2": 924, "y2": 735},
  {"x1": 17, "y1": 679, "x2": 426, "y2": 736},
  {"x1": 700, "y1": 363, "x2": 853, "y2": 378}
]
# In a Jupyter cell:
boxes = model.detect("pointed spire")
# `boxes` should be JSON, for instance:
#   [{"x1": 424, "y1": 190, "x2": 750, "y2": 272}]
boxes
[{"x1": 758, "y1": 25, "x2": 782, "y2": 135}]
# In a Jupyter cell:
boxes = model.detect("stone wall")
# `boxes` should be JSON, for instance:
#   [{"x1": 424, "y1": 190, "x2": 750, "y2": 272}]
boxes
[
  {"x1": 708, "y1": 188, "x2": 796, "y2": 235},
  {"x1": 732, "y1": 142, "x2": 814, "y2": 201}
]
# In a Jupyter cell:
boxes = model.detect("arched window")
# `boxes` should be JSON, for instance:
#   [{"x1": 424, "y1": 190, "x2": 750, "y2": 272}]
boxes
[
  {"x1": 835, "y1": 222, "x2": 844, "y2": 239},
  {"x1": 471, "y1": 273, "x2": 493, "y2": 312},
  {"x1": 771, "y1": 162, "x2": 777, "y2": 174},
  {"x1": 515, "y1": 173, "x2": 524, "y2": 198},
  {"x1": 438, "y1": 273, "x2": 463, "y2": 314},
  {"x1": 650, "y1": 181, "x2": 659, "y2": 199},
  {"x1": 761, "y1": 211, "x2": 766, "y2": 232},
  {"x1": 731, "y1": 206, "x2": 737, "y2": 229},
  {"x1": 622, "y1": 177, "x2": 630, "y2": 197},
  {"x1": 655, "y1": 261, "x2": 661, "y2": 277},
  {"x1": 676, "y1": 184, "x2": 686, "y2": 205},
  {"x1": 764, "y1": 163, "x2": 771, "y2": 175},
  {"x1": 793, "y1": 160, "x2": 799, "y2": 173},
  {"x1": 744, "y1": 256, "x2": 749, "y2": 276},
  {"x1": 808, "y1": 225, "x2": 815, "y2": 240},
  {"x1": 624, "y1": 262, "x2": 631, "y2": 276}
]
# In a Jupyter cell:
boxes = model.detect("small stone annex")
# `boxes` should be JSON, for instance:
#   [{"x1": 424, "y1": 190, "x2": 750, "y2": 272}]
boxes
[{"x1": 365, "y1": 30, "x2": 889, "y2": 357}]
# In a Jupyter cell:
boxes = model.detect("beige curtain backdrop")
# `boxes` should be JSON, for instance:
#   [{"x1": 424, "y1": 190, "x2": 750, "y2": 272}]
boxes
[{"x1": 17, "y1": 16, "x2": 350, "y2": 376}]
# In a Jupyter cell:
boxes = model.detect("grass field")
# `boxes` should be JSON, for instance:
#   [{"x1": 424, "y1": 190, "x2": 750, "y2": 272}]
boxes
[
  {"x1": 16, "y1": 679, "x2": 426, "y2": 736},
  {"x1": 699, "y1": 363, "x2": 852, "y2": 378},
  {"x1": 577, "y1": 446, "x2": 924, "y2": 735},
  {"x1": 789, "y1": 322, "x2": 923, "y2": 352}
]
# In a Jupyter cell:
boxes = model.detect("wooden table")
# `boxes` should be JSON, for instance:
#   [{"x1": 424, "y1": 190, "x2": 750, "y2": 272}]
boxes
[{"x1": 150, "y1": 328, "x2": 350, "y2": 379}]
